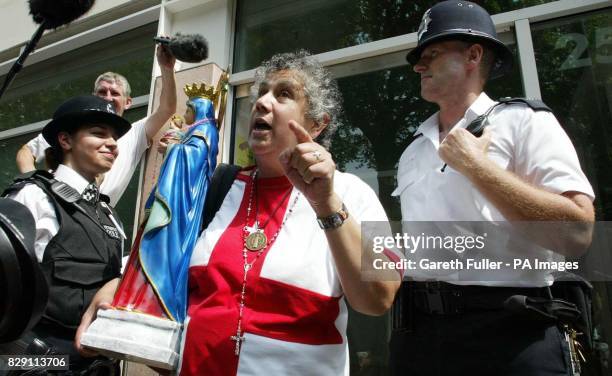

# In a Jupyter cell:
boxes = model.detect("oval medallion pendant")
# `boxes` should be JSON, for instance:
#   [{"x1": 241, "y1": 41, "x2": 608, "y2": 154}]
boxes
[{"x1": 245, "y1": 231, "x2": 267, "y2": 251}]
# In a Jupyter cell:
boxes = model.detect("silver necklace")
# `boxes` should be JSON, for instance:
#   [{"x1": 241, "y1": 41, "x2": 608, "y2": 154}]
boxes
[{"x1": 231, "y1": 169, "x2": 300, "y2": 356}]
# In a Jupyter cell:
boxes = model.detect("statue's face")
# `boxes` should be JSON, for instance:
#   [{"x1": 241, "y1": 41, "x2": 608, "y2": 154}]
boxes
[{"x1": 184, "y1": 105, "x2": 195, "y2": 125}]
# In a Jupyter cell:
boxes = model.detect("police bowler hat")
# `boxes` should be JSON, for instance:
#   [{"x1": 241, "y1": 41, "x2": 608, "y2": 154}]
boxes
[
  {"x1": 0, "y1": 198, "x2": 48, "y2": 343},
  {"x1": 406, "y1": 0, "x2": 514, "y2": 79},
  {"x1": 42, "y1": 95, "x2": 131, "y2": 146}
]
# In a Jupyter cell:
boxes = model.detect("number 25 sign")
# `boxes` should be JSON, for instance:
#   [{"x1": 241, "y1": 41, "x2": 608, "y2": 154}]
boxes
[{"x1": 555, "y1": 26, "x2": 612, "y2": 70}]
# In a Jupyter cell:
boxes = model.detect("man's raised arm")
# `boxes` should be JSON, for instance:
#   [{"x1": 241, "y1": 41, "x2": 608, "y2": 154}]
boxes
[{"x1": 144, "y1": 45, "x2": 177, "y2": 142}]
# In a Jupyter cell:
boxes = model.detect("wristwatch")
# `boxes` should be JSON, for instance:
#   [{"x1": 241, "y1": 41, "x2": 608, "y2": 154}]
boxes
[{"x1": 317, "y1": 203, "x2": 349, "y2": 230}]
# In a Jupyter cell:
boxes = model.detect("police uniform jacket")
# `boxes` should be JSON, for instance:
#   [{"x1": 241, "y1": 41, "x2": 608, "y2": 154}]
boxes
[{"x1": 5, "y1": 165, "x2": 123, "y2": 331}]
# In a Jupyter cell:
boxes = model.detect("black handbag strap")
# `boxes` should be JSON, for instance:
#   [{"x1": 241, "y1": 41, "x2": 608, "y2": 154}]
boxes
[{"x1": 201, "y1": 163, "x2": 241, "y2": 231}]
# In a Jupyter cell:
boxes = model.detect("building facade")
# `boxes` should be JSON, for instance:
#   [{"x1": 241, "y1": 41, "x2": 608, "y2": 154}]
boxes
[{"x1": 0, "y1": 0, "x2": 610, "y2": 374}]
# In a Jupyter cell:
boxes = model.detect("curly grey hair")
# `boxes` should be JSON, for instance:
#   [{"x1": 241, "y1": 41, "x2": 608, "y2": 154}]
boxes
[{"x1": 250, "y1": 50, "x2": 343, "y2": 148}]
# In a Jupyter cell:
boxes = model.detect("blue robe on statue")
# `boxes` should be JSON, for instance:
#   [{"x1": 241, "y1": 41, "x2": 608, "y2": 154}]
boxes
[{"x1": 139, "y1": 97, "x2": 218, "y2": 322}]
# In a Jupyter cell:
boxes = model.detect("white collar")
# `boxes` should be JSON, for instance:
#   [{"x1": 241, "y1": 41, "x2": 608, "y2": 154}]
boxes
[
  {"x1": 54, "y1": 164, "x2": 94, "y2": 195},
  {"x1": 465, "y1": 92, "x2": 496, "y2": 120},
  {"x1": 415, "y1": 92, "x2": 496, "y2": 144}
]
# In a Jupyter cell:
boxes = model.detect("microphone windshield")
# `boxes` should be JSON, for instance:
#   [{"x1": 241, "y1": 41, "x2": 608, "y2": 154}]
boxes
[
  {"x1": 29, "y1": 0, "x2": 96, "y2": 29},
  {"x1": 156, "y1": 33, "x2": 209, "y2": 63}
]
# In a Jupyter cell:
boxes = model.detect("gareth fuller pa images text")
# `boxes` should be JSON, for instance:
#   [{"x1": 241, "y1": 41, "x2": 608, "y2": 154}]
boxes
[{"x1": 370, "y1": 233, "x2": 579, "y2": 272}]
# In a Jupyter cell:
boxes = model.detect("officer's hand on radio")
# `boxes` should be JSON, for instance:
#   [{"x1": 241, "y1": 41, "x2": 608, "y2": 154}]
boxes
[{"x1": 439, "y1": 126, "x2": 492, "y2": 176}]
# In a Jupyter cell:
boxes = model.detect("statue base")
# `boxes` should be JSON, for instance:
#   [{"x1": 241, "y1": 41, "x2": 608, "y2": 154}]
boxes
[{"x1": 80, "y1": 309, "x2": 182, "y2": 370}]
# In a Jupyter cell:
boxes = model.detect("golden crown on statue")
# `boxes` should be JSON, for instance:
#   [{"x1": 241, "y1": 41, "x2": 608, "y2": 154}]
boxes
[
  {"x1": 183, "y1": 83, "x2": 216, "y2": 101},
  {"x1": 182, "y1": 68, "x2": 230, "y2": 125}
]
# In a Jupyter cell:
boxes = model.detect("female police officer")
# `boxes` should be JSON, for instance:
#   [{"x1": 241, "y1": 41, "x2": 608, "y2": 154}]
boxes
[{"x1": 5, "y1": 95, "x2": 130, "y2": 374}]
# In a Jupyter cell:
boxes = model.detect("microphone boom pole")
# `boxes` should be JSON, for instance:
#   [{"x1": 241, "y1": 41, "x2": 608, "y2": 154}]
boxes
[
  {"x1": 0, "y1": 21, "x2": 47, "y2": 101},
  {"x1": 0, "y1": 0, "x2": 97, "y2": 101}
]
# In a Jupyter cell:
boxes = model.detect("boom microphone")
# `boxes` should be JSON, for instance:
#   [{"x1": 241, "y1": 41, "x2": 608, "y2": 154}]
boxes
[
  {"x1": 154, "y1": 33, "x2": 209, "y2": 63},
  {"x1": 0, "y1": 0, "x2": 96, "y2": 100},
  {"x1": 29, "y1": 0, "x2": 96, "y2": 30}
]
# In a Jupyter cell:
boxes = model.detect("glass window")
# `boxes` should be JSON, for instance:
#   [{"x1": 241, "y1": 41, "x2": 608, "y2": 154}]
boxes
[
  {"x1": 532, "y1": 10, "x2": 612, "y2": 373},
  {"x1": 234, "y1": 0, "x2": 551, "y2": 71},
  {"x1": 231, "y1": 98, "x2": 256, "y2": 168},
  {"x1": 532, "y1": 9, "x2": 612, "y2": 219},
  {"x1": 0, "y1": 22, "x2": 157, "y2": 131}
]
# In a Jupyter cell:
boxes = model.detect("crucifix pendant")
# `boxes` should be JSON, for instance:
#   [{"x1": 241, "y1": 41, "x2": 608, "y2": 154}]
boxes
[{"x1": 230, "y1": 329, "x2": 246, "y2": 355}]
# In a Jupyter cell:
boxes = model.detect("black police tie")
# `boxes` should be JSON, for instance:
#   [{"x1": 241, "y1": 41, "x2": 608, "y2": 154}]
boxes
[{"x1": 82, "y1": 182, "x2": 100, "y2": 204}]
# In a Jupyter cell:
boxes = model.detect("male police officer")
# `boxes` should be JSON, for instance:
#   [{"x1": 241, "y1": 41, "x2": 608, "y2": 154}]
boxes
[{"x1": 391, "y1": 1, "x2": 594, "y2": 375}]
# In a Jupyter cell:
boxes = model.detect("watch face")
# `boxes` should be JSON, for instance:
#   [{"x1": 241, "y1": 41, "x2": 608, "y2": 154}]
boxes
[
  {"x1": 331, "y1": 216, "x2": 343, "y2": 227},
  {"x1": 317, "y1": 203, "x2": 348, "y2": 229},
  {"x1": 318, "y1": 213, "x2": 344, "y2": 229}
]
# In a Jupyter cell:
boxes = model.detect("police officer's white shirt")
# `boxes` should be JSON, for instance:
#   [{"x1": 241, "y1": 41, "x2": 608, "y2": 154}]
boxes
[
  {"x1": 392, "y1": 92, "x2": 595, "y2": 286},
  {"x1": 26, "y1": 117, "x2": 148, "y2": 206},
  {"x1": 7, "y1": 164, "x2": 94, "y2": 263}
]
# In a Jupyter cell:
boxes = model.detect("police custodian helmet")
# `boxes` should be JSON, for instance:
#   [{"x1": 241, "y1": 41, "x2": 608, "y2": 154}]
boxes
[
  {"x1": 0, "y1": 198, "x2": 48, "y2": 343},
  {"x1": 42, "y1": 95, "x2": 131, "y2": 147},
  {"x1": 406, "y1": 0, "x2": 514, "y2": 79}
]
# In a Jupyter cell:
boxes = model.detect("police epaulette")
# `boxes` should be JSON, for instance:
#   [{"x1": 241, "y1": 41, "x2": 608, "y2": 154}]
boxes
[
  {"x1": 1, "y1": 181, "x2": 26, "y2": 197},
  {"x1": 2, "y1": 170, "x2": 50, "y2": 196},
  {"x1": 461, "y1": 97, "x2": 554, "y2": 143},
  {"x1": 498, "y1": 97, "x2": 552, "y2": 113},
  {"x1": 12, "y1": 170, "x2": 39, "y2": 182}
]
